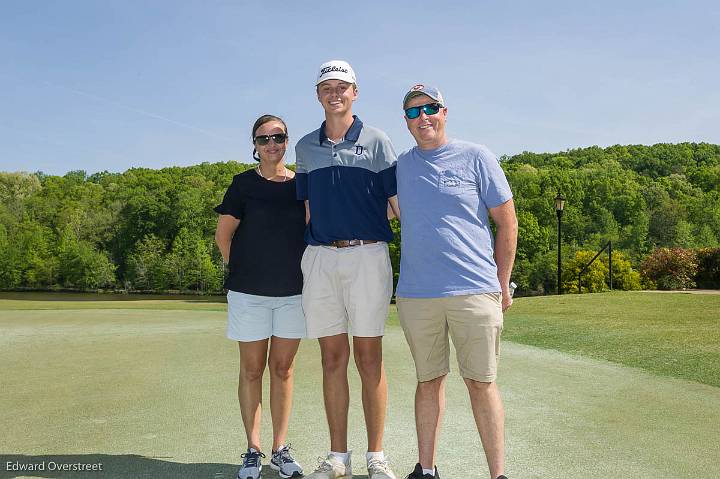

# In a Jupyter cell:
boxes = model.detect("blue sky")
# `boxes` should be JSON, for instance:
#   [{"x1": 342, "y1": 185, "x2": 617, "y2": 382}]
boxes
[{"x1": 1, "y1": 0, "x2": 718, "y2": 175}]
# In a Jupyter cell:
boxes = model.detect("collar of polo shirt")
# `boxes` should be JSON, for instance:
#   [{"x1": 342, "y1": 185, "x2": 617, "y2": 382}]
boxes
[{"x1": 318, "y1": 115, "x2": 363, "y2": 144}]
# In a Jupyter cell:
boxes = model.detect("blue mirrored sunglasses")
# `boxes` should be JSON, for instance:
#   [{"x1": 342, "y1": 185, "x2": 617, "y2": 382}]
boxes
[{"x1": 405, "y1": 102, "x2": 442, "y2": 120}]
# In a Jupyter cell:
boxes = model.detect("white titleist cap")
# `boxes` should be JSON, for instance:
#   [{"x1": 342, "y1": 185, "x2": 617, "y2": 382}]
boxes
[{"x1": 316, "y1": 60, "x2": 356, "y2": 86}]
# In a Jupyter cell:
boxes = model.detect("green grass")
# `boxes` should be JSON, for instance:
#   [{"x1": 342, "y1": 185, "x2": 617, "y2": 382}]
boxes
[
  {"x1": 502, "y1": 291, "x2": 720, "y2": 387},
  {"x1": 2, "y1": 292, "x2": 719, "y2": 478},
  {"x1": 4, "y1": 291, "x2": 718, "y2": 387},
  {"x1": 0, "y1": 291, "x2": 227, "y2": 311}
]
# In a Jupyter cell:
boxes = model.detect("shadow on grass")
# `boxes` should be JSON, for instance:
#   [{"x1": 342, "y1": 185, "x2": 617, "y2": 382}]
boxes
[
  {"x1": 0, "y1": 454, "x2": 371, "y2": 479},
  {"x1": 1, "y1": 454, "x2": 233, "y2": 479}
]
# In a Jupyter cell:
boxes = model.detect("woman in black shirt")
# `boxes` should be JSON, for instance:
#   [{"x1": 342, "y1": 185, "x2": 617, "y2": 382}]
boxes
[{"x1": 214, "y1": 115, "x2": 306, "y2": 479}]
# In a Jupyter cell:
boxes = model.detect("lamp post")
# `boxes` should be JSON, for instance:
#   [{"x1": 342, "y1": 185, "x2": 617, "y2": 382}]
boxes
[{"x1": 555, "y1": 193, "x2": 566, "y2": 295}]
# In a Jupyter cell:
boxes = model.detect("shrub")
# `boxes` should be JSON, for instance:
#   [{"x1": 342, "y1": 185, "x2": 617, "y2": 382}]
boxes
[
  {"x1": 564, "y1": 250, "x2": 608, "y2": 293},
  {"x1": 601, "y1": 250, "x2": 642, "y2": 291},
  {"x1": 696, "y1": 248, "x2": 720, "y2": 289},
  {"x1": 525, "y1": 249, "x2": 573, "y2": 295},
  {"x1": 560, "y1": 248, "x2": 642, "y2": 293},
  {"x1": 640, "y1": 248, "x2": 698, "y2": 290}
]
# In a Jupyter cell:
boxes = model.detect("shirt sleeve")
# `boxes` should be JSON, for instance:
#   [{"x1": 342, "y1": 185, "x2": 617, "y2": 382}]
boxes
[
  {"x1": 213, "y1": 176, "x2": 245, "y2": 219},
  {"x1": 376, "y1": 132, "x2": 398, "y2": 198},
  {"x1": 295, "y1": 142, "x2": 308, "y2": 201},
  {"x1": 476, "y1": 146, "x2": 513, "y2": 209}
]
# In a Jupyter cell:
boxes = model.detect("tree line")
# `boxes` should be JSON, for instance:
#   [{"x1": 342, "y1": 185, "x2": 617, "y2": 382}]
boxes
[
  {"x1": 1, "y1": 142, "x2": 718, "y2": 294},
  {"x1": 502, "y1": 143, "x2": 720, "y2": 292}
]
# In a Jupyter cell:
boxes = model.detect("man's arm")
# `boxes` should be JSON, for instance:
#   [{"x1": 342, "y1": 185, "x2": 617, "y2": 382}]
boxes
[
  {"x1": 489, "y1": 198, "x2": 518, "y2": 312},
  {"x1": 215, "y1": 215, "x2": 241, "y2": 263},
  {"x1": 387, "y1": 195, "x2": 400, "y2": 220},
  {"x1": 295, "y1": 141, "x2": 310, "y2": 225}
]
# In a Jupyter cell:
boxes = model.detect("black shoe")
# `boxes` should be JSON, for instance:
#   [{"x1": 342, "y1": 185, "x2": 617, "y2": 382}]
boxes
[
  {"x1": 497, "y1": 476, "x2": 508, "y2": 479},
  {"x1": 405, "y1": 463, "x2": 440, "y2": 479}
]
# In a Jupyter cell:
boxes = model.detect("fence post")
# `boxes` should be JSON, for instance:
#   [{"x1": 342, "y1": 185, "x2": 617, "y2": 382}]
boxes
[{"x1": 609, "y1": 240, "x2": 613, "y2": 291}]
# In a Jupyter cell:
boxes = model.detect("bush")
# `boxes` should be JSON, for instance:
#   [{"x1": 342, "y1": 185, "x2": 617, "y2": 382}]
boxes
[
  {"x1": 525, "y1": 249, "x2": 568, "y2": 295},
  {"x1": 564, "y1": 250, "x2": 608, "y2": 293},
  {"x1": 640, "y1": 248, "x2": 698, "y2": 290},
  {"x1": 601, "y1": 250, "x2": 642, "y2": 291},
  {"x1": 560, "y1": 248, "x2": 642, "y2": 293},
  {"x1": 388, "y1": 219, "x2": 401, "y2": 292},
  {"x1": 696, "y1": 248, "x2": 720, "y2": 289}
]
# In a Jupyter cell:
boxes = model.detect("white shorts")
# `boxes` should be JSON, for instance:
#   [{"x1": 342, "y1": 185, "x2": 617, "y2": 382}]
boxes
[
  {"x1": 226, "y1": 291, "x2": 306, "y2": 342},
  {"x1": 300, "y1": 242, "x2": 393, "y2": 339}
]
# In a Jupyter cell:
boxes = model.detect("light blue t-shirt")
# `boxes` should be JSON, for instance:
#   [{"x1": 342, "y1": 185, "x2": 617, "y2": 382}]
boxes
[{"x1": 396, "y1": 139, "x2": 513, "y2": 298}]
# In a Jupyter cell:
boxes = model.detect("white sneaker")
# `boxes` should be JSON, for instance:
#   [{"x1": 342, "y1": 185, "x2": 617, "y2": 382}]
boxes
[
  {"x1": 367, "y1": 456, "x2": 396, "y2": 479},
  {"x1": 305, "y1": 453, "x2": 352, "y2": 478}
]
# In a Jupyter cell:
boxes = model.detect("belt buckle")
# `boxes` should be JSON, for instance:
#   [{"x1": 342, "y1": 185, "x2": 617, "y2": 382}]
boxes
[
  {"x1": 331, "y1": 239, "x2": 356, "y2": 248},
  {"x1": 330, "y1": 239, "x2": 377, "y2": 248}
]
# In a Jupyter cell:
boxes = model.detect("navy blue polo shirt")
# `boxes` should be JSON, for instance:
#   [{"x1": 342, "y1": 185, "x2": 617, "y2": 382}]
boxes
[{"x1": 295, "y1": 116, "x2": 397, "y2": 246}]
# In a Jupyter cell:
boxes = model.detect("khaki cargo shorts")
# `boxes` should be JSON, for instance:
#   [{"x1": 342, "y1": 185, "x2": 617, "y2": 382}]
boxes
[{"x1": 397, "y1": 293, "x2": 503, "y2": 383}]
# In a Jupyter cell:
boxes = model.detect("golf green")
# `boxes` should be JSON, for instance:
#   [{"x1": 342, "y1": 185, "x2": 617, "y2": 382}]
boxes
[{"x1": 1, "y1": 294, "x2": 719, "y2": 478}]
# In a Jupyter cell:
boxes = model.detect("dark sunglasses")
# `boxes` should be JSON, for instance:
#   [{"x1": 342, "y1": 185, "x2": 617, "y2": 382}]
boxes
[
  {"x1": 254, "y1": 133, "x2": 287, "y2": 145},
  {"x1": 405, "y1": 102, "x2": 443, "y2": 120}
]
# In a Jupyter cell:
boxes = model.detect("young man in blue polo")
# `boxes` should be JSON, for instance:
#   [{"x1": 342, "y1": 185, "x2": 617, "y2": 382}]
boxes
[{"x1": 295, "y1": 60, "x2": 399, "y2": 479}]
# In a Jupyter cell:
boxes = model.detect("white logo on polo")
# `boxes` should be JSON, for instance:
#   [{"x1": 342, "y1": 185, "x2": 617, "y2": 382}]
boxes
[
  {"x1": 411, "y1": 84, "x2": 424, "y2": 91},
  {"x1": 321, "y1": 66, "x2": 349, "y2": 75}
]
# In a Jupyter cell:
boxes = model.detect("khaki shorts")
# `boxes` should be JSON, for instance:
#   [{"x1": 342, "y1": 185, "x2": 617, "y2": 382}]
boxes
[
  {"x1": 397, "y1": 293, "x2": 503, "y2": 383},
  {"x1": 301, "y1": 243, "x2": 393, "y2": 338}
]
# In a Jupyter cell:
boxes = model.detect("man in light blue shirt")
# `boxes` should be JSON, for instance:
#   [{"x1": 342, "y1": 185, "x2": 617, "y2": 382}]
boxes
[{"x1": 396, "y1": 84, "x2": 517, "y2": 479}]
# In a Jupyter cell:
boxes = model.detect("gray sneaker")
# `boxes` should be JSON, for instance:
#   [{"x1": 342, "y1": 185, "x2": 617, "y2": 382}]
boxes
[
  {"x1": 237, "y1": 448, "x2": 265, "y2": 479},
  {"x1": 270, "y1": 444, "x2": 304, "y2": 478}
]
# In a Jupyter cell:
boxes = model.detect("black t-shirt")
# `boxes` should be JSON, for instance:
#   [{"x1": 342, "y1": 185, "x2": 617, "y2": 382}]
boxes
[{"x1": 214, "y1": 169, "x2": 306, "y2": 296}]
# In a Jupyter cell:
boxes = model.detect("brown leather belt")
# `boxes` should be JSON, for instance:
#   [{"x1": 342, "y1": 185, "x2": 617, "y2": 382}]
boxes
[{"x1": 328, "y1": 239, "x2": 379, "y2": 248}]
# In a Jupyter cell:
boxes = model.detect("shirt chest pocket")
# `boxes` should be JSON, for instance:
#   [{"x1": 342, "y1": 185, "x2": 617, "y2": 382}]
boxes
[{"x1": 438, "y1": 169, "x2": 475, "y2": 195}]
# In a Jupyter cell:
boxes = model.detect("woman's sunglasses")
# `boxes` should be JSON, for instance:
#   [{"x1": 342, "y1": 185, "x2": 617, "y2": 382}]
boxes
[
  {"x1": 404, "y1": 102, "x2": 443, "y2": 120},
  {"x1": 254, "y1": 133, "x2": 287, "y2": 145}
]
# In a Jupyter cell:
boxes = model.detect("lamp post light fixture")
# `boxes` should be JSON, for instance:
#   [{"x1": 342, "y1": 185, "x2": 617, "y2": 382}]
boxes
[{"x1": 555, "y1": 193, "x2": 566, "y2": 295}]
